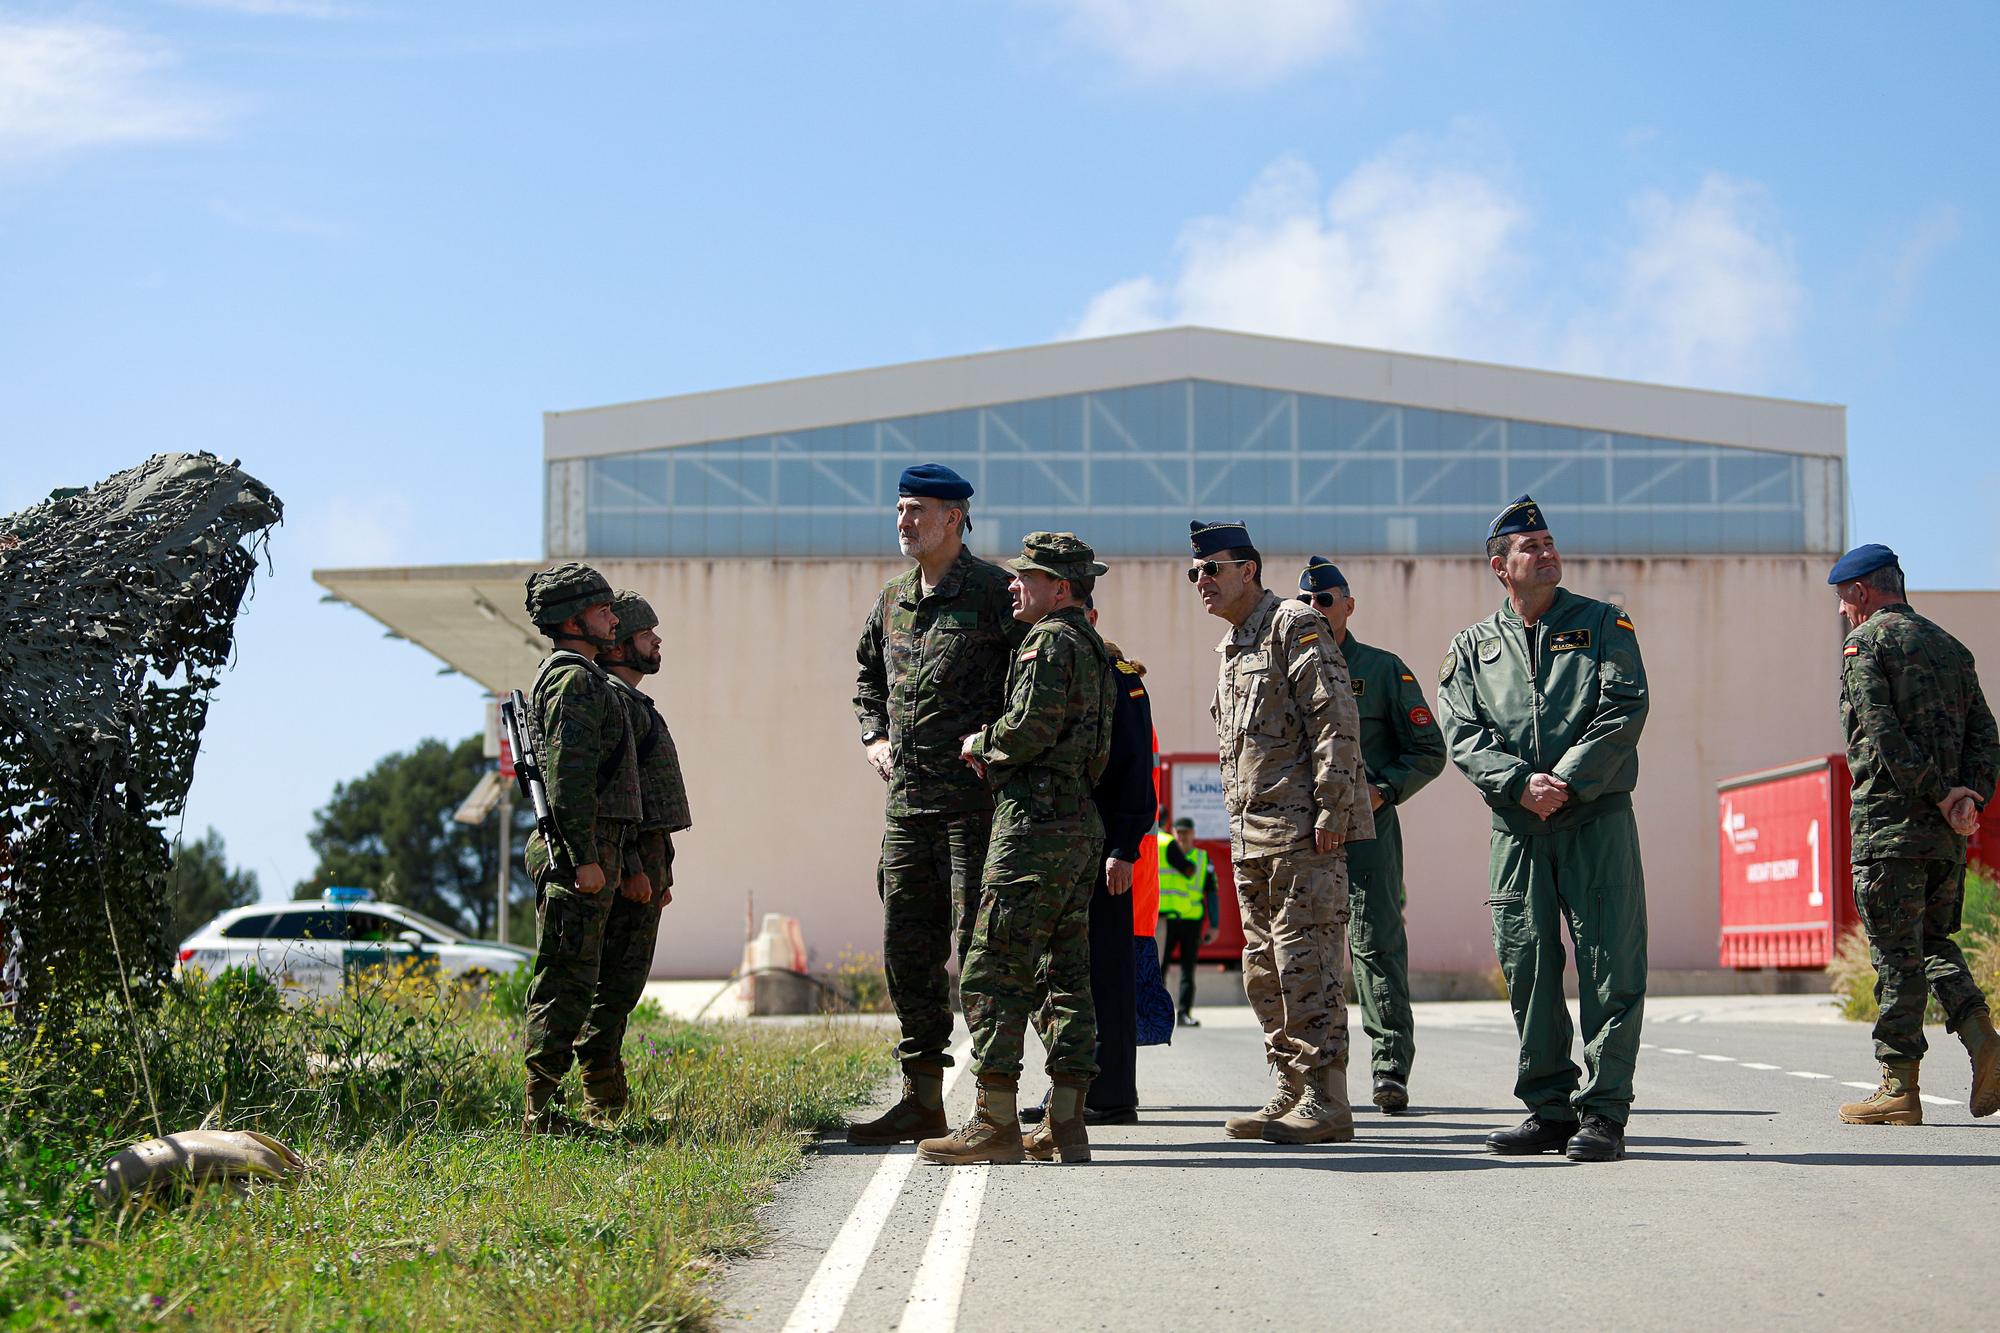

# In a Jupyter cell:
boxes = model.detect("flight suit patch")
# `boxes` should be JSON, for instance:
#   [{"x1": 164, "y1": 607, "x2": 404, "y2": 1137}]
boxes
[
  {"x1": 1409, "y1": 706, "x2": 1433, "y2": 728},
  {"x1": 1351, "y1": 678, "x2": 1366, "y2": 697},
  {"x1": 1477, "y1": 638, "x2": 1503, "y2": 664},
  {"x1": 1438, "y1": 651, "x2": 1455, "y2": 684},
  {"x1": 1549, "y1": 629, "x2": 1592, "y2": 653}
]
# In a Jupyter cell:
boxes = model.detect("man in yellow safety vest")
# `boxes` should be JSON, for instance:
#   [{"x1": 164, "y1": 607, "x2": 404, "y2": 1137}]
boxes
[{"x1": 1156, "y1": 817, "x2": 1219, "y2": 1026}]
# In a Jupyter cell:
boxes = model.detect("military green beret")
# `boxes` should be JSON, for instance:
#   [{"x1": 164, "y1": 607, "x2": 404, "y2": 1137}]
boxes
[
  {"x1": 524, "y1": 562, "x2": 613, "y2": 629},
  {"x1": 609, "y1": 589, "x2": 659, "y2": 640},
  {"x1": 1006, "y1": 531, "x2": 1108, "y2": 582}
]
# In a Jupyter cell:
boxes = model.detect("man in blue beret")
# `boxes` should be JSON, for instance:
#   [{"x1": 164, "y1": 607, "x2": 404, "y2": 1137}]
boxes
[
  {"x1": 849, "y1": 463, "x2": 1027, "y2": 1146},
  {"x1": 1193, "y1": 521, "x2": 1374, "y2": 1145},
  {"x1": 1437, "y1": 496, "x2": 1650, "y2": 1162},
  {"x1": 1827, "y1": 544, "x2": 2000, "y2": 1125},
  {"x1": 1298, "y1": 557, "x2": 1445, "y2": 1115}
]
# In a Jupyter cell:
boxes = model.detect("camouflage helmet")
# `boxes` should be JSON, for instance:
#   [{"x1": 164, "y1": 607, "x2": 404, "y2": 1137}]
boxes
[
  {"x1": 524, "y1": 562, "x2": 613, "y2": 629},
  {"x1": 1006, "y1": 531, "x2": 1108, "y2": 582},
  {"x1": 608, "y1": 590, "x2": 658, "y2": 641}
]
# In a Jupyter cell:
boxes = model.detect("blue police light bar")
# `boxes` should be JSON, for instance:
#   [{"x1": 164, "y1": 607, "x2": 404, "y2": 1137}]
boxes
[{"x1": 322, "y1": 886, "x2": 376, "y2": 903}]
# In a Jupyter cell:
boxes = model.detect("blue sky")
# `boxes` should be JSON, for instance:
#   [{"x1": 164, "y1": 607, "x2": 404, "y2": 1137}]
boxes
[{"x1": 4, "y1": 1, "x2": 1995, "y2": 901}]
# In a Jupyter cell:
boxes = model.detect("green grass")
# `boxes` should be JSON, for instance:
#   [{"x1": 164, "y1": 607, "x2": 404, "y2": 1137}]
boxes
[{"x1": 0, "y1": 969, "x2": 891, "y2": 1330}]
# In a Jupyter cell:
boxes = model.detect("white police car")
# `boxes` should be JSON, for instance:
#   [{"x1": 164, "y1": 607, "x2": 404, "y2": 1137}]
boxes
[{"x1": 177, "y1": 887, "x2": 530, "y2": 1000}]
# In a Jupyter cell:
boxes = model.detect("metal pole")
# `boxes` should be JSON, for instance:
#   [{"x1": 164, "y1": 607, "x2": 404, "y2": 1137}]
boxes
[{"x1": 495, "y1": 788, "x2": 512, "y2": 945}]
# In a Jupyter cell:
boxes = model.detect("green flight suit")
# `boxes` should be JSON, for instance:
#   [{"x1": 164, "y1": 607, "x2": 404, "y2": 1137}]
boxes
[
  {"x1": 1339, "y1": 632, "x2": 1446, "y2": 1081},
  {"x1": 1439, "y1": 589, "x2": 1649, "y2": 1125}
]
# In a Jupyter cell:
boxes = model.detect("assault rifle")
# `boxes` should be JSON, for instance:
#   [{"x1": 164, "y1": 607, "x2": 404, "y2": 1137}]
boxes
[{"x1": 501, "y1": 689, "x2": 570, "y2": 876}]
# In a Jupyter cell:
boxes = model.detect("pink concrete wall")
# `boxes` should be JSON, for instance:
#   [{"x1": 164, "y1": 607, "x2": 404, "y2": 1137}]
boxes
[{"x1": 604, "y1": 554, "x2": 1851, "y2": 978}]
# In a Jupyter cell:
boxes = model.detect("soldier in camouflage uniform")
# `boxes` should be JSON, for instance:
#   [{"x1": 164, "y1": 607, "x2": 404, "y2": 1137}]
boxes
[
  {"x1": 1193, "y1": 522, "x2": 1372, "y2": 1147},
  {"x1": 1439, "y1": 497, "x2": 1649, "y2": 1163},
  {"x1": 1297, "y1": 557, "x2": 1446, "y2": 1116},
  {"x1": 849, "y1": 464, "x2": 1027, "y2": 1146},
  {"x1": 518, "y1": 563, "x2": 643, "y2": 1135},
  {"x1": 573, "y1": 591, "x2": 694, "y2": 1121},
  {"x1": 919, "y1": 533, "x2": 1116, "y2": 1166},
  {"x1": 1826, "y1": 544, "x2": 2000, "y2": 1125}
]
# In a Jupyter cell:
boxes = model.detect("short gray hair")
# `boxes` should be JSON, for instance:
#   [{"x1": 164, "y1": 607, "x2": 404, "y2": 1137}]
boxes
[{"x1": 1863, "y1": 563, "x2": 1905, "y2": 599}]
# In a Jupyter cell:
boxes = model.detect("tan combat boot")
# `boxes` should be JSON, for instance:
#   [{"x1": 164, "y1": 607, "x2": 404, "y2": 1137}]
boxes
[
  {"x1": 1225, "y1": 1064, "x2": 1303, "y2": 1139},
  {"x1": 1264, "y1": 1061, "x2": 1356, "y2": 1144},
  {"x1": 523, "y1": 1079, "x2": 593, "y2": 1137},
  {"x1": 1024, "y1": 1074, "x2": 1092, "y2": 1164},
  {"x1": 1838, "y1": 1061, "x2": 1923, "y2": 1125},
  {"x1": 847, "y1": 1060, "x2": 949, "y2": 1145},
  {"x1": 580, "y1": 1065, "x2": 629, "y2": 1123},
  {"x1": 918, "y1": 1073, "x2": 1025, "y2": 1165},
  {"x1": 1951, "y1": 1007, "x2": 2000, "y2": 1117}
]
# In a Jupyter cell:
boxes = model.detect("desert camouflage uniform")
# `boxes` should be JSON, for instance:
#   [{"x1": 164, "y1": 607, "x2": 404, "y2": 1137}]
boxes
[
  {"x1": 522, "y1": 649, "x2": 642, "y2": 1089},
  {"x1": 855, "y1": 546, "x2": 1026, "y2": 1064},
  {"x1": 1841, "y1": 603, "x2": 2000, "y2": 1062},
  {"x1": 960, "y1": 603, "x2": 1116, "y2": 1078},
  {"x1": 1212, "y1": 590, "x2": 1372, "y2": 1076},
  {"x1": 575, "y1": 670, "x2": 693, "y2": 1090}
]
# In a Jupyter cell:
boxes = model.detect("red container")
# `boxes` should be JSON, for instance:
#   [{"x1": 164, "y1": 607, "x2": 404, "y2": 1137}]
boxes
[
  {"x1": 1156, "y1": 751, "x2": 1245, "y2": 963},
  {"x1": 1717, "y1": 756, "x2": 1856, "y2": 968}
]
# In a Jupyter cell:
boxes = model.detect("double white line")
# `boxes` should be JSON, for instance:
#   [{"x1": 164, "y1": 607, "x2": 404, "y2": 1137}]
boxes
[{"x1": 781, "y1": 1039, "x2": 987, "y2": 1333}]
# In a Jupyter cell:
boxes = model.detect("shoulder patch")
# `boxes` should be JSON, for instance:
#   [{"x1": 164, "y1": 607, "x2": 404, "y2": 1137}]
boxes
[
  {"x1": 1615, "y1": 616, "x2": 1635, "y2": 632},
  {"x1": 1351, "y1": 677, "x2": 1365, "y2": 697},
  {"x1": 1408, "y1": 705, "x2": 1434, "y2": 728},
  {"x1": 1297, "y1": 631, "x2": 1320, "y2": 646},
  {"x1": 1115, "y1": 658, "x2": 1140, "y2": 674},
  {"x1": 1843, "y1": 643, "x2": 1860, "y2": 658},
  {"x1": 1128, "y1": 686, "x2": 1146, "y2": 698},
  {"x1": 1400, "y1": 673, "x2": 1415, "y2": 682},
  {"x1": 1439, "y1": 651, "x2": 1456, "y2": 685},
  {"x1": 1549, "y1": 628, "x2": 1592, "y2": 653},
  {"x1": 1477, "y1": 638, "x2": 1503, "y2": 664}
]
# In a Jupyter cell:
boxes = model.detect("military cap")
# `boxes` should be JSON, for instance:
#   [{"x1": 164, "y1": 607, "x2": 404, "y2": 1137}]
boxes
[
  {"x1": 1190, "y1": 520, "x2": 1252, "y2": 558},
  {"x1": 1171, "y1": 815, "x2": 1195, "y2": 831},
  {"x1": 608, "y1": 590, "x2": 659, "y2": 640},
  {"x1": 524, "y1": 562, "x2": 613, "y2": 628},
  {"x1": 898, "y1": 462, "x2": 974, "y2": 501},
  {"x1": 1007, "y1": 531, "x2": 1108, "y2": 582},
  {"x1": 1299, "y1": 556, "x2": 1347, "y2": 593},
  {"x1": 1488, "y1": 494, "x2": 1549, "y2": 541},
  {"x1": 1827, "y1": 543, "x2": 1899, "y2": 586}
]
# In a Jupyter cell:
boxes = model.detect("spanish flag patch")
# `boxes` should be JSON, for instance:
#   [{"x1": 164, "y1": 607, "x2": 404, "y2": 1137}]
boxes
[
  {"x1": 1298, "y1": 632, "x2": 1319, "y2": 645},
  {"x1": 1128, "y1": 687, "x2": 1146, "y2": 698},
  {"x1": 1400, "y1": 673, "x2": 1415, "y2": 682},
  {"x1": 1616, "y1": 617, "x2": 1635, "y2": 631},
  {"x1": 1844, "y1": 644, "x2": 1860, "y2": 657}
]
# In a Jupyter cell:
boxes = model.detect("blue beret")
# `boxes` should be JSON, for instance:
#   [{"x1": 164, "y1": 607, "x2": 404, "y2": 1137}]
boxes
[
  {"x1": 898, "y1": 462, "x2": 973, "y2": 502},
  {"x1": 1489, "y1": 494, "x2": 1549, "y2": 541},
  {"x1": 1299, "y1": 557, "x2": 1347, "y2": 593},
  {"x1": 1190, "y1": 519, "x2": 1252, "y2": 558},
  {"x1": 1828, "y1": 543, "x2": 1899, "y2": 586}
]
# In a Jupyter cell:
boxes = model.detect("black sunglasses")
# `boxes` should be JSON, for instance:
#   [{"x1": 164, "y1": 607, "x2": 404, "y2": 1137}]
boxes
[
  {"x1": 1297, "y1": 591, "x2": 1345, "y2": 609},
  {"x1": 1186, "y1": 558, "x2": 1253, "y2": 583}
]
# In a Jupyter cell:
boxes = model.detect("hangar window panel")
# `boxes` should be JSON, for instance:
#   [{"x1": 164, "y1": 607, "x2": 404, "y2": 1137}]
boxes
[{"x1": 565, "y1": 374, "x2": 1837, "y2": 559}]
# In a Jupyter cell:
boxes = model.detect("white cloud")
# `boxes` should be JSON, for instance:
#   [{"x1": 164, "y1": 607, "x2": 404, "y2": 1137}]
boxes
[
  {"x1": 1040, "y1": 0, "x2": 1367, "y2": 84},
  {"x1": 0, "y1": 20, "x2": 222, "y2": 163},
  {"x1": 1879, "y1": 203, "x2": 1960, "y2": 327},
  {"x1": 1068, "y1": 140, "x2": 1527, "y2": 359},
  {"x1": 1068, "y1": 145, "x2": 1806, "y2": 393},
  {"x1": 302, "y1": 490, "x2": 415, "y2": 569},
  {"x1": 1562, "y1": 174, "x2": 1801, "y2": 388}
]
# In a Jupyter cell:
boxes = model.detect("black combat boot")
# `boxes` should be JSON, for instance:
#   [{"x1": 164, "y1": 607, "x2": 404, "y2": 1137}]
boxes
[
  {"x1": 1565, "y1": 1114, "x2": 1626, "y2": 1162},
  {"x1": 1372, "y1": 1073, "x2": 1410, "y2": 1115},
  {"x1": 847, "y1": 1059, "x2": 949, "y2": 1145},
  {"x1": 1485, "y1": 1113, "x2": 1577, "y2": 1155}
]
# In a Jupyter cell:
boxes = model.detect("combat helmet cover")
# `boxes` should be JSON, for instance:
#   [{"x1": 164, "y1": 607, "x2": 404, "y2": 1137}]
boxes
[
  {"x1": 608, "y1": 589, "x2": 659, "y2": 640},
  {"x1": 525, "y1": 562, "x2": 613, "y2": 629}
]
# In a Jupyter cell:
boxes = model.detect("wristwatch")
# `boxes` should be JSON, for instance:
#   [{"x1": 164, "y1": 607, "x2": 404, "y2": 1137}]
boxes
[{"x1": 861, "y1": 729, "x2": 884, "y2": 745}]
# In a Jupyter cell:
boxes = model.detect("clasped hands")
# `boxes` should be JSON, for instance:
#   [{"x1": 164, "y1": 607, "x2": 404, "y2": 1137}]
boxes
[
  {"x1": 571, "y1": 862, "x2": 664, "y2": 905},
  {"x1": 1940, "y1": 786, "x2": 1982, "y2": 837},
  {"x1": 1521, "y1": 772, "x2": 1570, "y2": 820}
]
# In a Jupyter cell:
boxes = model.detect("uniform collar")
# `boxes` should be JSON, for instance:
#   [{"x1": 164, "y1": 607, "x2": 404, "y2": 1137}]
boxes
[
  {"x1": 897, "y1": 545, "x2": 976, "y2": 608},
  {"x1": 1218, "y1": 589, "x2": 1282, "y2": 653},
  {"x1": 1497, "y1": 585, "x2": 1574, "y2": 627}
]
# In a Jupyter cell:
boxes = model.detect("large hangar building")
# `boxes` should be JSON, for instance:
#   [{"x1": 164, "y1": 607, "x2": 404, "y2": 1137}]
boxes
[{"x1": 320, "y1": 325, "x2": 1933, "y2": 988}]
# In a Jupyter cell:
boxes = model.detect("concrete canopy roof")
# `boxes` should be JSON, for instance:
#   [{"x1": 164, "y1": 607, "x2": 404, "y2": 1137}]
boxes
[
  {"x1": 314, "y1": 562, "x2": 545, "y2": 694},
  {"x1": 545, "y1": 325, "x2": 1846, "y2": 464}
]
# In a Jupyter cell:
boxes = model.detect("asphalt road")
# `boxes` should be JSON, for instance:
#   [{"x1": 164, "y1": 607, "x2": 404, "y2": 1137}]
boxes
[{"x1": 722, "y1": 997, "x2": 1998, "y2": 1331}]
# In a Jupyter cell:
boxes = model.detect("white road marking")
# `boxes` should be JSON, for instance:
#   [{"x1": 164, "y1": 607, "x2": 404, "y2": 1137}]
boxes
[
  {"x1": 1697, "y1": 1054, "x2": 1735, "y2": 1063},
  {"x1": 1659, "y1": 1047, "x2": 1693, "y2": 1055},
  {"x1": 1920, "y1": 1095, "x2": 1955, "y2": 1106},
  {"x1": 896, "y1": 1163, "x2": 990, "y2": 1333},
  {"x1": 1841, "y1": 1081, "x2": 1880, "y2": 1091},
  {"x1": 1739, "y1": 1062, "x2": 1780, "y2": 1071},
  {"x1": 780, "y1": 1038, "x2": 973, "y2": 1333},
  {"x1": 1788, "y1": 1071, "x2": 1832, "y2": 1080},
  {"x1": 1639, "y1": 1042, "x2": 1655, "y2": 1049}
]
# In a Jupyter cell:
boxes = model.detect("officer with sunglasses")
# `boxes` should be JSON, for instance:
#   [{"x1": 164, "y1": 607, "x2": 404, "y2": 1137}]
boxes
[{"x1": 1297, "y1": 558, "x2": 1445, "y2": 1115}]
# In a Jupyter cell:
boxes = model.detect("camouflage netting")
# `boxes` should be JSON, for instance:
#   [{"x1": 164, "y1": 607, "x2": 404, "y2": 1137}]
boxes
[{"x1": 0, "y1": 453, "x2": 282, "y2": 1015}]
